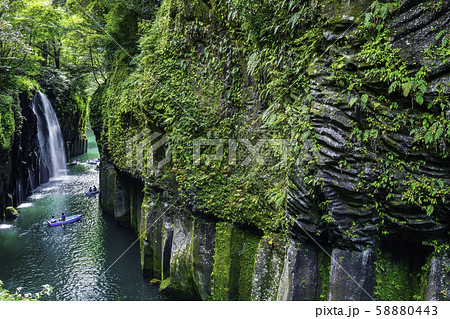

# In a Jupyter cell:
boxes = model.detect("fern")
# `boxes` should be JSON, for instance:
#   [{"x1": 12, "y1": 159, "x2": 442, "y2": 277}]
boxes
[
  {"x1": 247, "y1": 51, "x2": 261, "y2": 76},
  {"x1": 402, "y1": 81, "x2": 412, "y2": 97}
]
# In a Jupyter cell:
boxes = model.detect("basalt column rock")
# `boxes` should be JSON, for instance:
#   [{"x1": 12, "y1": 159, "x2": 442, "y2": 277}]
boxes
[
  {"x1": 425, "y1": 250, "x2": 450, "y2": 301},
  {"x1": 277, "y1": 239, "x2": 321, "y2": 301},
  {"x1": 113, "y1": 172, "x2": 131, "y2": 226},
  {"x1": 328, "y1": 247, "x2": 377, "y2": 301},
  {"x1": 251, "y1": 240, "x2": 285, "y2": 300},
  {"x1": 288, "y1": 0, "x2": 450, "y2": 301},
  {"x1": 99, "y1": 163, "x2": 116, "y2": 216},
  {"x1": 10, "y1": 92, "x2": 40, "y2": 206}
]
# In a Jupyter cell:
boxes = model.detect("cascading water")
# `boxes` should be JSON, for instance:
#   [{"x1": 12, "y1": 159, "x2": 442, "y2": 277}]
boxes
[{"x1": 32, "y1": 91, "x2": 67, "y2": 184}]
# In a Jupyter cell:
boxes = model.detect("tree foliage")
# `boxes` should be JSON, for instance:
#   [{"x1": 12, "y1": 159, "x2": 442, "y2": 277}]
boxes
[{"x1": 0, "y1": 280, "x2": 52, "y2": 301}]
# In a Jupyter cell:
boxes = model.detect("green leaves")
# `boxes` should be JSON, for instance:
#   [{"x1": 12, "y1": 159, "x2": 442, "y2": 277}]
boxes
[
  {"x1": 425, "y1": 205, "x2": 434, "y2": 216},
  {"x1": 402, "y1": 81, "x2": 412, "y2": 97},
  {"x1": 361, "y1": 94, "x2": 369, "y2": 106},
  {"x1": 0, "y1": 94, "x2": 15, "y2": 150}
]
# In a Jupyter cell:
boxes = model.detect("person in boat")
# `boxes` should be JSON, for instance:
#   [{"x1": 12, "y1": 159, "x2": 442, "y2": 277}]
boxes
[
  {"x1": 60, "y1": 213, "x2": 66, "y2": 221},
  {"x1": 51, "y1": 216, "x2": 57, "y2": 223},
  {"x1": 93, "y1": 185, "x2": 97, "y2": 192},
  {"x1": 89, "y1": 187, "x2": 93, "y2": 192}
]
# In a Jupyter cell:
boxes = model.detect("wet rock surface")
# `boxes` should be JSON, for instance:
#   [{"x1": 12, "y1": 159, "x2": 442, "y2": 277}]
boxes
[
  {"x1": 1, "y1": 93, "x2": 40, "y2": 214},
  {"x1": 278, "y1": 240, "x2": 321, "y2": 301},
  {"x1": 328, "y1": 248, "x2": 377, "y2": 301},
  {"x1": 425, "y1": 249, "x2": 450, "y2": 301}
]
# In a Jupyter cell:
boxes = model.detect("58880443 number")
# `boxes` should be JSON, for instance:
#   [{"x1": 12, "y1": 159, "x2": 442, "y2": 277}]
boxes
[{"x1": 376, "y1": 306, "x2": 437, "y2": 316}]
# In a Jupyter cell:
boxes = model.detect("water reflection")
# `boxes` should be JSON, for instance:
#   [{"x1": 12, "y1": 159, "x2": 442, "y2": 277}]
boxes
[{"x1": 0, "y1": 131, "x2": 163, "y2": 301}]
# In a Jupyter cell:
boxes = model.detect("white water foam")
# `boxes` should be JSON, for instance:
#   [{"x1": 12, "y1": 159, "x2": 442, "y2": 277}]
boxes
[{"x1": 17, "y1": 203, "x2": 33, "y2": 209}]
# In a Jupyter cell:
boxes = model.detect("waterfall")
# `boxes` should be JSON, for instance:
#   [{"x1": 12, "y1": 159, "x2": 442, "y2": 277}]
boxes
[{"x1": 32, "y1": 91, "x2": 67, "y2": 183}]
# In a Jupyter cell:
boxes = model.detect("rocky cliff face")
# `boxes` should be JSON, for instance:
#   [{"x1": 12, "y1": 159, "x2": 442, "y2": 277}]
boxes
[
  {"x1": 93, "y1": 0, "x2": 450, "y2": 300},
  {"x1": 1, "y1": 88, "x2": 87, "y2": 219},
  {"x1": 0, "y1": 92, "x2": 40, "y2": 215}
]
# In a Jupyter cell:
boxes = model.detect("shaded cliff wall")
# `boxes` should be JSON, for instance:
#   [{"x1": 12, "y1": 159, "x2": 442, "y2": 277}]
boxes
[
  {"x1": 99, "y1": 162, "x2": 447, "y2": 301},
  {"x1": 93, "y1": 0, "x2": 450, "y2": 300},
  {"x1": 1, "y1": 87, "x2": 88, "y2": 218},
  {"x1": 1, "y1": 92, "x2": 40, "y2": 216}
]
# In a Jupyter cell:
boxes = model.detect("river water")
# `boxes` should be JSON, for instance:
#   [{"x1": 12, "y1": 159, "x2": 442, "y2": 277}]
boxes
[{"x1": 0, "y1": 131, "x2": 164, "y2": 301}]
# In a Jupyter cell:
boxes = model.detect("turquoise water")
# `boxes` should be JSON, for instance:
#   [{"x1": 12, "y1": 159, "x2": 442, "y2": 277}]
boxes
[{"x1": 0, "y1": 131, "x2": 164, "y2": 301}]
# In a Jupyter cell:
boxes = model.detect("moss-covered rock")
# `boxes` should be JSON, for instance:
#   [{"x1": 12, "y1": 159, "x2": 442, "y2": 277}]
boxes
[
  {"x1": 251, "y1": 239, "x2": 285, "y2": 300},
  {"x1": 99, "y1": 163, "x2": 117, "y2": 216},
  {"x1": 95, "y1": 0, "x2": 450, "y2": 301},
  {"x1": 4, "y1": 206, "x2": 19, "y2": 220},
  {"x1": 425, "y1": 250, "x2": 450, "y2": 301},
  {"x1": 159, "y1": 211, "x2": 199, "y2": 300},
  {"x1": 0, "y1": 94, "x2": 16, "y2": 151},
  {"x1": 211, "y1": 222, "x2": 232, "y2": 300}
]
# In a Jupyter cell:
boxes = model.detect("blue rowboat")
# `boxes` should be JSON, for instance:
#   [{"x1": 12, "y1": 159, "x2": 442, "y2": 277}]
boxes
[
  {"x1": 85, "y1": 190, "x2": 99, "y2": 196},
  {"x1": 48, "y1": 215, "x2": 82, "y2": 227}
]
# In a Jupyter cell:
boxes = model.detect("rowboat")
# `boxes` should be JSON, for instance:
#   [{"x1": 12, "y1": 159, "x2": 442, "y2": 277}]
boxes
[
  {"x1": 85, "y1": 190, "x2": 99, "y2": 196},
  {"x1": 87, "y1": 159, "x2": 100, "y2": 164},
  {"x1": 48, "y1": 215, "x2": 82, "y2": 227}
]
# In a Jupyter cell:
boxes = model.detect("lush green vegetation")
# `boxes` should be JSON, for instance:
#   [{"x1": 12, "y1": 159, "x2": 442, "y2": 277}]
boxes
[
  {"x1": 2, "y1": 0, "x2": 449, "y2": 248},
  {"x1": 90, "y1": 0, "x2": 449, "y2": 244},
  {"x1": 0, "y1": 0, "x2": 112, "y2": 157},
  {"x1": 0, "y1": 280, "x2": 52, "y2": 301},
  {"x1": 92, "y1": 0, "x2": 325, "y2": 239}
]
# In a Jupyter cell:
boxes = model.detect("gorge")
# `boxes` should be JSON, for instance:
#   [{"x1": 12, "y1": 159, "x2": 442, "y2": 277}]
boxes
[{"x1": 1, "y1": 0, "x2": 450, "y2": 301}]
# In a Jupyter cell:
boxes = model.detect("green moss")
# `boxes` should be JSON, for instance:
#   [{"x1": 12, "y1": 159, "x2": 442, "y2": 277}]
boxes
[
  {"x1": 375, "y1": 249, "x2": 412, "y2": 300},
  {"x1": 237, "y1": 230, "x2": 260, "y2": 300},
  {"x1": 4, "y1": 206, "x2": 19, "y2": 220},
  {"x1": 159, "y1": 224, "x2": 199, "y2": 300},
  {"x1": 0, "y1": 94, "x2": 15, "y2": 151},
  {"x1": 321, "y1": 0, "x2": 374, "y2": 20},
  {"x1": 319, "y1": 250, "x2": 331, "y2": 301},
  {"x1": 94, "y1": 0, "x2": 322, "y2": 235},
  {"x1": 141, "y1": 239, "x2": 155, "y2": 277},
  {"x1": 374, "y1": 248, "x2": 430, "y2": 301},
  {"x1": 257, "y1": 242, "x2": 284, "y2": 300},
  {"x1": 228, "y1": 227, "x2": 260, "y2": 300},
  {"x1": 152, "y1": 247, "x2": 163, "y2": 279},
  {"x1": 211, "y1": 222, "x2": 232, "y2": 300},
  {"x1": 228, "y1": 226, "x2": 242, "y2": 300}
]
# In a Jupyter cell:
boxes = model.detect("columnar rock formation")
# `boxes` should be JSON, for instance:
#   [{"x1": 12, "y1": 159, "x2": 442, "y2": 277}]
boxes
[{"x1": 93, "y1": 0, "x2": 450, "y2": 300}]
